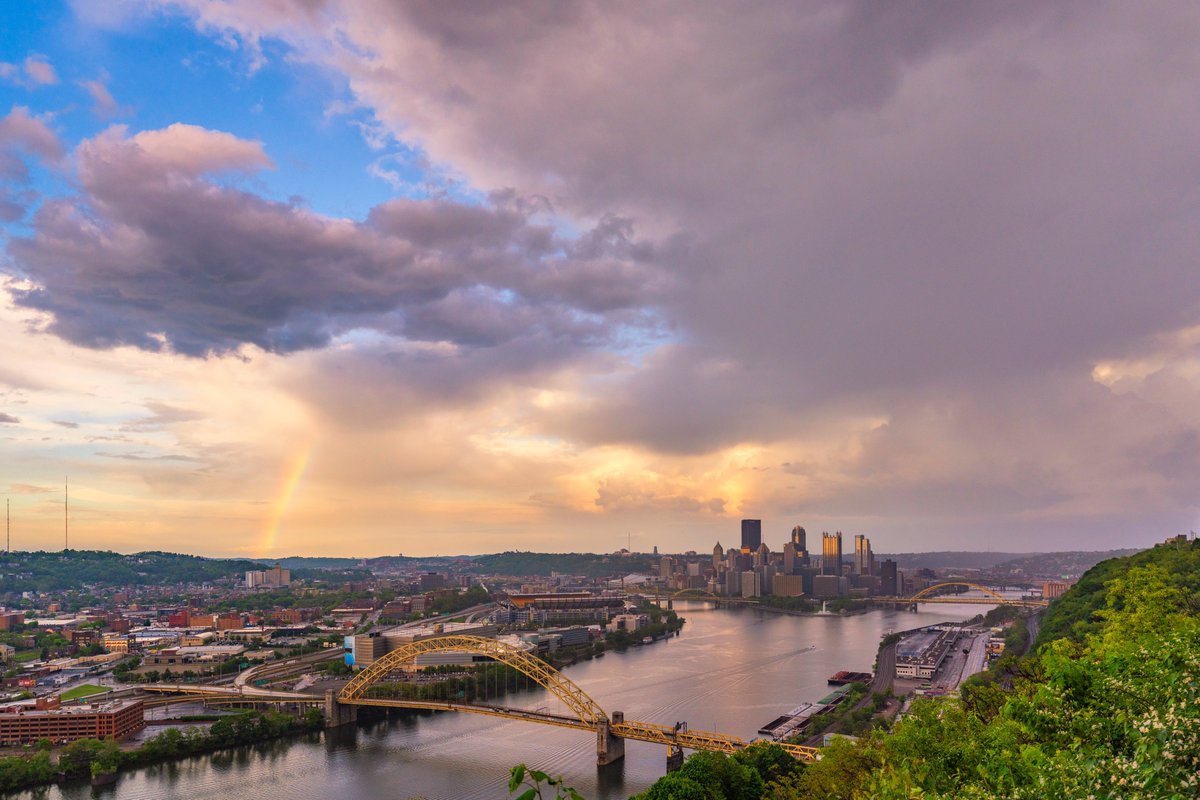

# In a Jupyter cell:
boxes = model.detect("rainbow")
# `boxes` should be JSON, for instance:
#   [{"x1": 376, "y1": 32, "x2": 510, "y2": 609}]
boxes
[{"x1": 259, "y1": 443, "x2": 312, "y2": 556}]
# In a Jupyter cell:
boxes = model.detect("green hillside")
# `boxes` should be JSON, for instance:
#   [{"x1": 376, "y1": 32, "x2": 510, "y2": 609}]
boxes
[{"x1": 629, "y1": 538, "x2": 1200, "y2": 800}]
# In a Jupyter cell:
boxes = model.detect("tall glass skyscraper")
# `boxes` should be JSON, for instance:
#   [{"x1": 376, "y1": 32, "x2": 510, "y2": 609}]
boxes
[{"x1": 740, "y1": 519, "x2": 762, "y2": 552}]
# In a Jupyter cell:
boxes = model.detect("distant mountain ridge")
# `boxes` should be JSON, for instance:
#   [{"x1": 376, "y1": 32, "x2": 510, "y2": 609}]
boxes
[{"x1": 877, "y1": 549, "x2": 1141, "y2": 575}]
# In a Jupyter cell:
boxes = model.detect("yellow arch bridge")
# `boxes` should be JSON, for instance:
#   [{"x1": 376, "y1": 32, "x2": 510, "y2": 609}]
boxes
[
  {"x1": 883, "y1": 582, "x2": 1048, "y2": 608},
  {"x1": 145, "y1": 635, "x2": 818, "y2": 767}
]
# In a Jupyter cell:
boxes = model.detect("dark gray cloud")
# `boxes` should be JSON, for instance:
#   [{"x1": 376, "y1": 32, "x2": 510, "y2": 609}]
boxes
[
  {"x1": 52, "y1": 420, "x2": 79, "y2": 428},
  {"x1": 0, "y1": 412, "x2": 20, "y2": 424},
  {"x1": 18, "y1": 1, "x2": 1200, "y2": 548},
  {"x1": 6, "y1": 124, "x2": 665, "y2": 357}
]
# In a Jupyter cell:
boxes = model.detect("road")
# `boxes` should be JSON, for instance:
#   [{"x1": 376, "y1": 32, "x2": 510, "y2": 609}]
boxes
[
  {"x1": 376, "y1": 603, "x2": 496, "y2": 632},
  {"x1": 234, "y1": 647, "x2": 343, "y2": 689},
  {"x1": 872, "y1": 641, "x2": 896, "y2": 694},
  {"x1": 954, "y1": 634, "x2": 988, "y2": 689}
]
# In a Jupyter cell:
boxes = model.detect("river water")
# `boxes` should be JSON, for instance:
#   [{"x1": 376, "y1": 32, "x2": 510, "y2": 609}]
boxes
[{"x1": 12, "y1": 601, "x2": 988, "y2": 800}]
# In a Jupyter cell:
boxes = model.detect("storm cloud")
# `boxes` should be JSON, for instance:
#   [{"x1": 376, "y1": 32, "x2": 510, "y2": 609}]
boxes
[
  {"x1": 4, "y1": 2, "x2": 1200, "y2": 551},
  {"x1": 8, "y1": 123, "x2": 667, "y2": 357}
]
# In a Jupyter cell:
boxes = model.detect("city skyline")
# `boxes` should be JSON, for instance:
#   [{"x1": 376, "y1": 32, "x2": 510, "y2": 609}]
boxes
[{"x1": 3, "y1": 3, "x2": 1199, "y2": 558}]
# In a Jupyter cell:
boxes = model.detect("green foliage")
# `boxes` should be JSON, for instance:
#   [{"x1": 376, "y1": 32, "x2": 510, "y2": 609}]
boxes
[
  {"x1": 634, "y1": 746, "x2": 801, "y2": 800},
  {"x1": 0, "y1": 549, "x2": 273, "y2": 593},
  {"x1": 508, "y1": 763, "x2": 585, "y2": 800},
  {"x1": 323, "y1": 659, "x2": 352, "y2": 676},
  {"x1": 767, "y1": 540, "x2": 1200, "y2": 800},
  {"x1": 0, "y1": 751, "x2": 53, "y2": 791},
  {"x1": 756, "y1": 595, "x2": 819, "y2": 613},
  {"x1": 59, "y1": 683, "x2": 109, "y2": 701},
  {"x1": 429, "y1": 585, "x2": 491, "y2": 614},
  {"x1": 638, "y1": 772, "x2": 708, "y2": 800},
  {"x1": 1035, "y1": 538, "x2": 1200, "y2": 646},
  {"x1": 470, "y1": 551, "x2": 655, "y2": 577}
]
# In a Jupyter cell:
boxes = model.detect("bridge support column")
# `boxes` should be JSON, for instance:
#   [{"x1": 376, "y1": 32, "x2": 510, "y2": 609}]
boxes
[
  {"x1": 667, "y1": 598, "x2": 673, "y2": 610},
  {"x1": 323, "y1": 690, "x2": 357, "y2": 729},
  {"x1": 666, "y1": 745, "x2": 684, "y2": 772},
  {"x1": 596, "y1": 711, "x2": 625, "y2": 766}
]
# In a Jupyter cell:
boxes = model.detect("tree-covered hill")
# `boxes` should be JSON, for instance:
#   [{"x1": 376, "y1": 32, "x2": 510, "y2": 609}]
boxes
[
  {"x1": 0, "y1": 550, "x2": 268, "y2": 593},
  {"x1": 1034, "y1": 539, "x2": 1200, "y2": 646},
  {"x1": 627, "y1": 537, "x2": 1200, "y2": 800},
  {"x1": 466, "y1": 551, "x2": 656, "y2": 577}
]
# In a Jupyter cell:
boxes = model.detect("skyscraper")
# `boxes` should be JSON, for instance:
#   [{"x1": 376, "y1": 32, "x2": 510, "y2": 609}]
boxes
[
  {"x1": 790, "y1": 525, "x2": 806, "y2": 551},
  {"x1": 854, "y1": 534, "x2": 874, "y2": 576},
  {"x1": 740, "y1": 519, "x2": 762, "y2": 553},
  {"x1": 821, "y1": 531, "x2": 843, "y2": 576},
  {"x1": 754, "y1": 541, "x2": 770, "y2": 568},
  {"x1": 880, "y1": 559, "x2": 898, "y2": 596}
]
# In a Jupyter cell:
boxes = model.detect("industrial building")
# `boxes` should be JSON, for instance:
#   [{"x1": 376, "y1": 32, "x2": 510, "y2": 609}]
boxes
[
  {"x1": 895, "y1": 626, "x2": 960, "y2": 680},
  {"x1": 0, "y1": 696, "x2": 144, "y2": 745}
]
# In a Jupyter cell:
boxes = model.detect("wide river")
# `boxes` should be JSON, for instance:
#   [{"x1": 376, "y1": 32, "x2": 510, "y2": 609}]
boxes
[{"x1": 13, "y1": 601, "x2": 989, "y2": 800}]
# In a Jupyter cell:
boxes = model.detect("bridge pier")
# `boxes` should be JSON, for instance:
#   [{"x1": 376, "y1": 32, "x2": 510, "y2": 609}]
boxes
[
  {"x1": 596, "y1": 711, "x2": 625, "y2": 765},
  {"x1": 666, "y1": 745, "x2": 684, "y2": 772},
  {"x1": 323, "y1": 690, "x2": 357, "y2": 729}
]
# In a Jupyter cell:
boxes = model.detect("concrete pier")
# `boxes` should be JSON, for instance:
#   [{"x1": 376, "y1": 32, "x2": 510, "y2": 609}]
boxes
[
  {"x1": 666, "y1": 745, "x2": 684, "y2": 772},
  {"x1": 323, "y1": 690, "x2": 358, "y2": 729},
  {"x1": 596, "y1": 711, "x2": 626, "y2": 765}
]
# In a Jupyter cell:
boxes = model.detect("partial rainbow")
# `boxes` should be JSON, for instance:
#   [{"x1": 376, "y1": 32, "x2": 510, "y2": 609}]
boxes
[{"x1": 259, "y1": 443, "x2": 313, "y2": 556}]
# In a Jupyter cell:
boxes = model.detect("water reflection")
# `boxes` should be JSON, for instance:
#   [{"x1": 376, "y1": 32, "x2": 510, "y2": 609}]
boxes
[{"x1": 8, "y1": 602, "x2": 986, "y2": 800}]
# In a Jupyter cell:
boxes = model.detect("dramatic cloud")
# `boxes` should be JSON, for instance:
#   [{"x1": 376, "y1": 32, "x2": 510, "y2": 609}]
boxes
[
  {"x1": 7, "y1": 123, "x2": 666, "y2": 357},
  {"x1": 3, "y1": 3, "x2": 1200, "y2": 553},
  {"x1": 136, "y1": 0, "x2": 1200, "y2": 549}
]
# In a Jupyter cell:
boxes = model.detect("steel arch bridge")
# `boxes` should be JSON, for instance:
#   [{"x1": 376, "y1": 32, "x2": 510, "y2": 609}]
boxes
[
  {"x1": 670, "y1": 588, "x2": 720, "y2": 601},
  {"x1": 897, "y1": 582, "x2": 1048, "y2": 607},
  {"x1": 335, "y1": 634, "x2": 818, "y2": 764}
]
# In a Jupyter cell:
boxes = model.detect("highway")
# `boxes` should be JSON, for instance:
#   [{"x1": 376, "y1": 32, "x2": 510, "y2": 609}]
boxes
[
  {"x1": 234, "y1": 647, "x2": 344, "y2": 689},
  {"x1": 872, "y1": 640, "x2": 896, "y2": 694}
]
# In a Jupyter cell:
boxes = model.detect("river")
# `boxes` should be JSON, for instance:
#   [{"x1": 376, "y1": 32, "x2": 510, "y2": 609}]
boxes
[{"x1": 11, "y1": 601, "x2": 990, "y2": 800}]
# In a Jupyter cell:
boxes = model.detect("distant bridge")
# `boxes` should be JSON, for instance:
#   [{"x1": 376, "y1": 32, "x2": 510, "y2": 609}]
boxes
[
  {"x1": 337, "y1": 635, "x2": 818, "y2": 766},
  {"x1": 881, "y1": 582, "x2": 1048, "y2": 608},
  {"x1": 140, "y1": 635, "x2": 818, "y2": 766}
]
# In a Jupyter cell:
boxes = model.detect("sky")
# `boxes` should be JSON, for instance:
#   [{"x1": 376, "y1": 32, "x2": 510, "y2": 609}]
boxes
[{"x1": 1, "y1": 1, "x2": 1198, "y2": 558}]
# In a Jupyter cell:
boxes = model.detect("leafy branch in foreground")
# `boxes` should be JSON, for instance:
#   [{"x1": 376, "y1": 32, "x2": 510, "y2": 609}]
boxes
[{"x1": 508, "y1": 763, "x2": 586, "y2": 800}]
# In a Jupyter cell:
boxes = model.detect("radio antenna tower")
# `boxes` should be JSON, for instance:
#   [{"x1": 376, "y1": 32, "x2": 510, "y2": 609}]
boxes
[
  {"x1": 64, "y1": 476, "x2": 69, "y2": 551},
  {"x1": 6, "y1": 498, "x2": 9, "y2": 552}
]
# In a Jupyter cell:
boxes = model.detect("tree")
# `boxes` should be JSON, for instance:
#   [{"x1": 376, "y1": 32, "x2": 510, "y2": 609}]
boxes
[
  {"x1": 635, "y1": 772, "x2": 708, "y2": 800},
  {"x1": 507, "y1": 763, "x2": 584, "y2": 800}
]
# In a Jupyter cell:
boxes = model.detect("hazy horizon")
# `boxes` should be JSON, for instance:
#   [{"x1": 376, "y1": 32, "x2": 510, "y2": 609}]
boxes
[{"x1": 3, "y1": 3, "x2": 1199, "y2": 558}]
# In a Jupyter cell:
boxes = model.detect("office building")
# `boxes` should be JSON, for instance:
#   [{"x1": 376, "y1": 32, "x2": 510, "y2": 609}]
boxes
[
  {"x1": 741, "y1": 519, "x2": 762, "y2": 553},
  {"x1": 773, "y1": 573, "x2": 805, "y2": 597},
  {"x1": 880, "y1": 559, "x2": 898, "y2": 596},
  {"x1": 790, "y1": 526, "x2": 806, "y2": 551},
  {"x1": 712, "y1": 542, "x2": 723, "y2": 571},
  {"x1": 1042, "y1": 580, "x2": 1071, "y2": 599},
  {"x1": 245, "y1": 566, "x2": 291, "y2": 589},
  {"x1": 821, "y1": 532, "x2": 843, "y2": 576},
  {"x1": 0, "y1": 697, "x2": 144, "y2": 746},
  {"x1": 854, "y1": 534, "x2": 874, "y2": 576}
]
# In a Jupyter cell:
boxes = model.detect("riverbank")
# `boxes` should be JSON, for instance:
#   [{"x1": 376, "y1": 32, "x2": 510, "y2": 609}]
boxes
[
  {"x1": 6, "y1": 602, "x2": 990, "y2": 800},
  {"x1": 0, "y1": 708, "x2": 323, "y2": 793}
]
